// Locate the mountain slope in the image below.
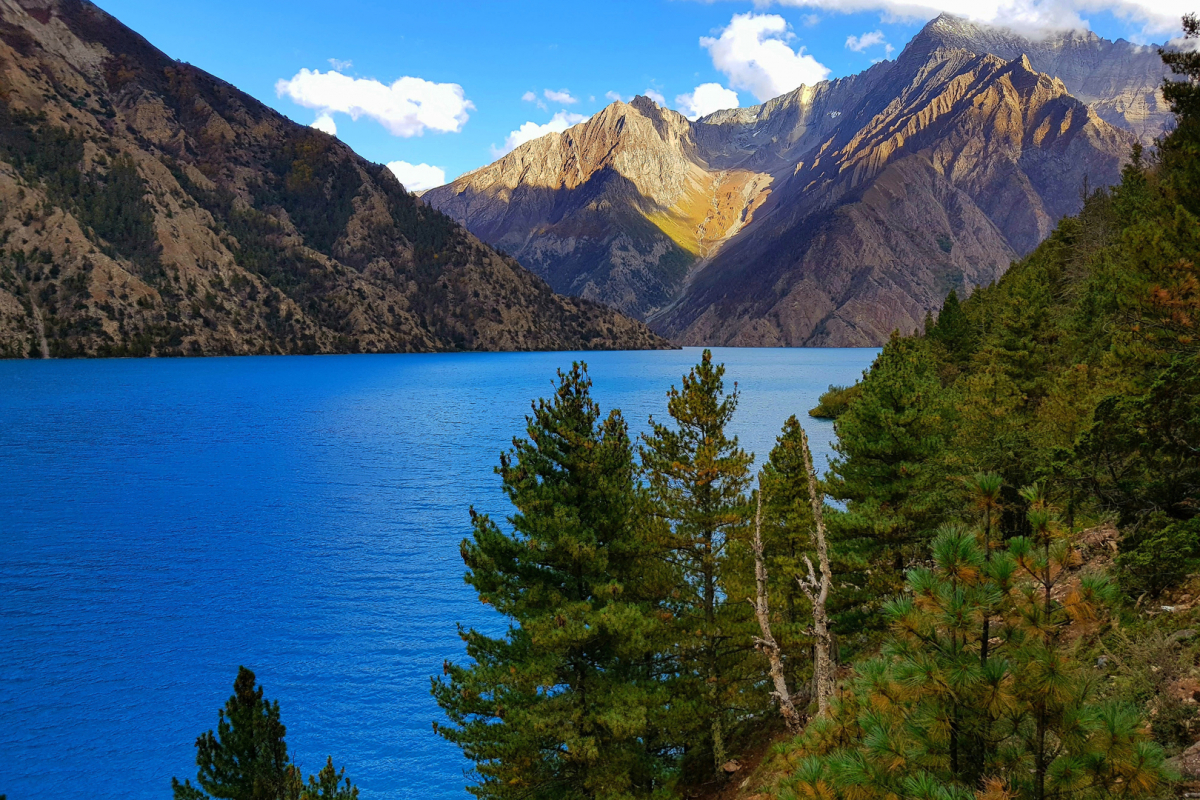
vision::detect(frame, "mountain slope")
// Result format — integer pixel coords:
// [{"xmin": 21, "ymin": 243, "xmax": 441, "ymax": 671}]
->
[
  {"xmin": 426, "ymin": 15, "xmax": 1166, "ymax": 347},
  {"xmin": 428, "ymin": 97, "xmax": 707, "ymax": 320},
  {"xmin": 911, "ymin": 14, "xmax": 1171, "ymax": 141},
  {"xmin": 0, "ymin": 0, "xmax": 666, "ymax": 358},
  {"xmin": 658, "ymin": 48, "xmax": 1133, "ymax": 346}
]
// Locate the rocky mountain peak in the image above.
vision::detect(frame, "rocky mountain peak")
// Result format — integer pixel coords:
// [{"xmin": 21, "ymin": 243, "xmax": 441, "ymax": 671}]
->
[
  {"xmin": 900, "ymin": 12, "xmax": 1169, "ymax": 140},
  {"xmin": 425, "ymin": 14, "xmax": 1170, "ymax": 348},
  {"xmin": 629, "ymin": 94, "xmax": 661, "ymax": 115}
]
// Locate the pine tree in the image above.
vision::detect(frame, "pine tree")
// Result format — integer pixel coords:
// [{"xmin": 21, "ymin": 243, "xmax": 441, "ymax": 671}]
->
[
  {"xmin": 172, "ymin": 667, "xmax": 357, "ymax": 800},
  {"xmin": 825, "ymin": 335, "xmax": 950, "ymax": 624},
  {"xmin": 432, "ymin": 363, "xmax": 673, "ymax": 800},
  {"xmin": 1160, "ymin": 14, "xmax": 1200, "ymax": 216},
  {"xmin": 928, "ymin": 289, "xmax": 977, "ymax": 368},
  {"xmin": 743, "ymin": 415, "xmax": 839, "ymax": 727},
  {"xmin": 725, "ymin": 415, "xmax": 820, "ymax": 709},
  {"xmin": 640, "ymin": 350, "xmax": 753, "ymax": 774},
  {"xmin": 172, "ymin": 666, "xmax": 300, "ymax": 800},
  {"xmin": 779, "ymin": 506, "xmax": 1169, "ymax": 800},
  {"xmin": 302, "ymin": 759, "xmax": 358, "ymax": 800}
]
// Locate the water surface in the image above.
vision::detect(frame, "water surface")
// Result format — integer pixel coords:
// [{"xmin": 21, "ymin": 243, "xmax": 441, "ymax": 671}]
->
[{"xmin": 0, "ymin": 347, "xmax": 877, "ymax": 800}]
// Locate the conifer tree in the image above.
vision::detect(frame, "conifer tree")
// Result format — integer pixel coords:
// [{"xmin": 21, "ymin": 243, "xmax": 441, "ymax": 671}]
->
[
  {"xmin": 172, "ymin": 667, "xmax": 357, "ymax": 800},
  {"xmin": 928, "ymin": 289, "xmax": 977, "ymax": 368},
  {"xmin": 433, "ymin": 364, "xmax": 672, "ymax": 800},
  {"xmin": 640, "ymin": 350, "xmax": 753, "ymax": 774},
  {"xmin": 733, "ymin": 416, "xmax": 818, "ymax": 701},
  {"xmin": 780, "ymin": 507, "xmax": 1168, "ymax": 800},
  {"xmin": 1160, "ymin": 14, "xmax": 1200, "ymax": 215},
  {"xmin": 301, "ymin": 759, "xmax": 358, "ymax": 800},
  {"xmin": 826, "ymin": 335, "xmax": 950, "ymax": 619},
  {"xmin": 173, "ymin": 666, "xmax": 301, "ymax": 800}
]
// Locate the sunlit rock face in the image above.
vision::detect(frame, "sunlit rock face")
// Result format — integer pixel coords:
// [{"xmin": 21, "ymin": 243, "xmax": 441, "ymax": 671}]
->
[{"xmin": 426, "ymin": 14, "xmax": 1169, "ymax": 347}]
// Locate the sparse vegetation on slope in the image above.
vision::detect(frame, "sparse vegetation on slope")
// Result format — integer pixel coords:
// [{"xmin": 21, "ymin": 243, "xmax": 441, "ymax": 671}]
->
[{"xmin": 0, "ymin": 0, "xmax": 667, "ymax": 358}]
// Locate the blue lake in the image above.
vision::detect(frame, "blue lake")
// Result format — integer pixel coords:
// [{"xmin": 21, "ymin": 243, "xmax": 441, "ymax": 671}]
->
[{"xmin": 0, "ymin": 347, "xmax": 878, "ymax": 800}]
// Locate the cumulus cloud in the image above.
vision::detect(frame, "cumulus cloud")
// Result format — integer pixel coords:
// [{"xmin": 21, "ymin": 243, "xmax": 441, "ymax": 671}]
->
[
  {"xmin": 311, "ymin": 113, "xmax": 337, "ymax": 135},
  {"xmin": 275, "ymin": 70, "xmax": 473, "ymax": 137},
  {"xmin": 751, "ymin": 0, "xmax": 1189, "ymax": 37},
  {"xmin": 676, "ymin": 83, "xmax": 741, "ymax": 120},
  {"xmin": 544, "ymin": 88, "xmax": 578, "ymax": 104},
  {"xmin": 701, "ymin": 13, "xmax": 831, "ymax": 103},
  {"xmin": 327, "ymin": 58, "xmax": 352, "ymax": 72},
  {"xmin": 491, "ymin": 111, "xmax": 588, "ymax": 158},
  {"xmin": 386, "ymin": 161, "xmax": 447, "ymax": 192},
  {"xmin": 846, "ymin": 30, "xmax": 887, "ymax": 51},
  {"xmin": 644, "ymin": 88, "xmax": 667, "ymax": 105}
]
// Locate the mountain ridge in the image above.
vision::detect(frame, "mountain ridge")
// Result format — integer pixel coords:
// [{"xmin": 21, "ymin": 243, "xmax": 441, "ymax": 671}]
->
[
  {"xmin": 0, "ymin": 0, "xmax": 668, "ymax": 357},
  {"xmin": 425, "ymin": 14, "xmax": 1168, "ymax": 347}
]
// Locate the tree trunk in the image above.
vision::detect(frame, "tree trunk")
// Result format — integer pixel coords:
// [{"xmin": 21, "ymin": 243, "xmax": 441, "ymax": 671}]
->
[
  {"xmin": 749, "ymin": 490, "xmax": 804, "ymax": 733},
  {"xmin": 704, "ymin": 527, "xmax": 725, "ymax": 772},
  {"xmin": 796, "ymin": 424, "xmax": 836, "ymax": 715}
]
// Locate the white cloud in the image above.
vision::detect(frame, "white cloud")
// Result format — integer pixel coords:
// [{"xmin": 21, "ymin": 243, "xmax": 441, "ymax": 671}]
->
[
  {"xmin": 522, "ymin": 90, "xmax": 549, "ymax": 110},
  {"xmin": 386, "ymin": 161, "xmax": 447, "ymax": 192},
  {"xmin": 605, "ymin": 90, "xmax": 629, "ymax": 103},
  {"xmin": 802, "ymin": 13, "xmax": 822, "ymax": 26},
  {"xmin": 491, "ymin": 110, "xmax": 588, "ymax": 158},
  {"xmin": 311, "ymin": 113, "xmax": 337, "ymax": 135},
  {"xmin": 846, "ymin": 30, "xmax": 888, "ymax": 51},
  {"xmin": 676, "ymin": 83, "xmax": 741, "ymax": 120},
  {"xmin": 701, "ymin": 13, "xmax": 831, "ymax": 103},
  {"xmin": 544, "ymin": 88, "xmax": 578, "ymax": 104},
  {"xmin": 275, "ymin": 70, "xmax": 473, "ymax": 137},
  {"xmin": 750, "ymin": 0, "xmax": 1190, "ymax": 37},
  {"xmin": 644, "ymin": 89, "xmax": 666, "ymax": 105},
  {"xmin": 328, "ymin": 58, "xmax": 352, "ymax": 72},
  {"xmin": 1168, "ymin": 33, "xmax": 1200, "ymax": 52}
]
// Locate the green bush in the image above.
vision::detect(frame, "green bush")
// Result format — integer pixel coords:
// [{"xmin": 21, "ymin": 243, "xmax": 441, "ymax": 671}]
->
[{"xmin": 808, "ymin": 383, "xmax": 860, "ymax": 419}]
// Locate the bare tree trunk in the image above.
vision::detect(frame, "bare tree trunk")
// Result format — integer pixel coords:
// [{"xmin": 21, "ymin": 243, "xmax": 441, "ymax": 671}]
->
[
  {"xmin": 796, "ymin": 424, "xmax": 836, "ymax": 716},
  {"xmin": 749, "ymin": 489, "xmax": 804, "ymax": 733}
]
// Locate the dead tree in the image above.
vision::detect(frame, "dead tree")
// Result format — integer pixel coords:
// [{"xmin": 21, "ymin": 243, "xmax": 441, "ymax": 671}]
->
[
  {"xmin": 748, "ymin": 487, "xmax": 804, "ymax": 733},
  {"xmin": 795, "ymin": 423, "xmax": 835, "ymax": 716}
]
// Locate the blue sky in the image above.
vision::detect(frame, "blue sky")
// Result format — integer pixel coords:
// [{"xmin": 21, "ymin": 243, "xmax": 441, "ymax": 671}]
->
[{"xmin": 98, "ymin": 0, "xmax": 1187, "ymax": 190}]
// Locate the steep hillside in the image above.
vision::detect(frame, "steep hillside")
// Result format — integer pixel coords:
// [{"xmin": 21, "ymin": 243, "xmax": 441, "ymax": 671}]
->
[
  {"xmin": 659, "ymin": 49, "xmax": 1132, "ymax": 346},
  {"xmin": 426, "ymin": 15, "xmax": 1167, "ymax": 347},
  {"xmin": 912, "ymin": 14, "xmax": 1171, "ymax": 141},
  {"xmin": 426, "ymin": 97, "xmax": 704, "ymax": 321},
  {"xmin": 0, "ymin": 0, "xmax": 667, "ymax": 358}
]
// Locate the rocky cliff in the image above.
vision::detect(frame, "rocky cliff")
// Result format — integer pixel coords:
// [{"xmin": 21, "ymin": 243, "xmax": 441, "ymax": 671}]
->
[
  {"xmin": 0, "ymin": 0, "xmax": 667, "ymax": 358},
  {"xmin": 910, "ymin": 15, "xmax": 1171, "ymax": 142},
  {"xmin": 426, "ymin": 15, "xmax": 1167, "ymax": 347}
]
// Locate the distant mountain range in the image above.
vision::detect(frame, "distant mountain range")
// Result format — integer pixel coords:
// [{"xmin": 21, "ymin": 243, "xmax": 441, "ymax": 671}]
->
[
  {"xmin": 426, "ymin": 15, "xmax": 1171, "ymax": 347},
  {"xmin": 0, "ymin": 0, "xmax": 666, "ymax": 358}
]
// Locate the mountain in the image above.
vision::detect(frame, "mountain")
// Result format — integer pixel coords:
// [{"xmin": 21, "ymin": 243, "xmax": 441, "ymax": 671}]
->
[
  {"xmin": 425, "ymin": 15, "xmax": 1170, "ymax": 347},
  {"xmin": 912, "ymin": 14, "xmax": 1171, "ymax": 142},
  {"xmin": 0, "ymin": 0, "xmax": 666, "ymax": 358}
]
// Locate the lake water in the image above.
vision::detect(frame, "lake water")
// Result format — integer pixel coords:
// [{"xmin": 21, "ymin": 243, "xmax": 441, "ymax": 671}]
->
[{"xmin": 0, "ymin": 347, "xmax": 877, "ymax": 800}]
